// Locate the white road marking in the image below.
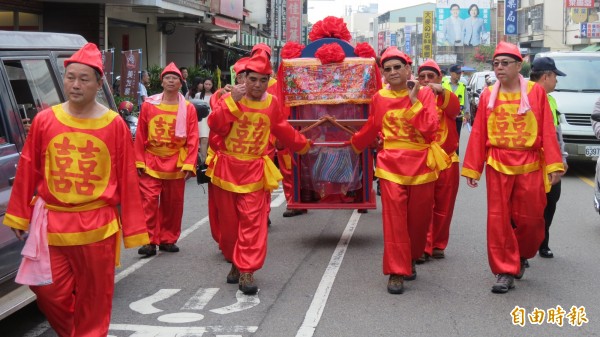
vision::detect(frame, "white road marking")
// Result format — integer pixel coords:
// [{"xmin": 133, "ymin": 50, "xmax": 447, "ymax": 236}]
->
[
  {"xmin": 210, "ymin": 290, "xmax": 261, "ymax": 315},
  {"xmin": 295, "ymin": 210, "xmax": 361, "ymax": 337},
  {"xmin": 157, "ymin": 312, "xmax": 204, "ymax": 323},
  {"xmin": 108, "ymin": 324, "xmax": 258, "ymax": 336},
  {"xmin": 270, "ymin": 192, "xmax": 286, "ymax": 208},
  {"xmin": 114, "ymin": 216, "xmax": 210, "ymax": 283},
  {"xmin": 181, "ymin": 288, "xmax": 219, "ymax": 310},
  {"xmin": 129, "ymin": 289, "xmax": 181, "ymax": 315}
]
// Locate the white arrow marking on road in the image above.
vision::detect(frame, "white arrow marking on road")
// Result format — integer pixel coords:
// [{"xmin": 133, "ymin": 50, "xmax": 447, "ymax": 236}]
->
[
  {"xmin": 210, "ymin": 290, "xmax": 261, "ymax": 315},
  {"xmin": 109, "ymin": 324, "xmax": 258, "ymax": 336},
  {"xmin": 295, "ymin": 210, "xmax": 361, "ymax": 337},
  {"xmin": 181, "ymin": 287, "xmax": 219, "ymax": 310},
  {"xmin": 129, "ymin": 289, "xmax": 181, "ymax": 315}
]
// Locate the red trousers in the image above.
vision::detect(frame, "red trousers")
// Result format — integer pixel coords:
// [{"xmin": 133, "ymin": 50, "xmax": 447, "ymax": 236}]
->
[
  {"xmin": 425, "ymin": 162, "xmax": 460, "ymax": 254},
  {"xmin": 380, "ymin": 179, "xmax": 434, "ymax": 276},
  {"xmin": 485, "ymin": 167, "xmax": 546, "ymax": 275},
  {"xmin": 214, "ymin": 186, "xmax": 269, "ymax": 273},
  {"xmin": 277, "ymin": 149, "xmax": 294, "ymax": 203},
  {"xmin": 139, "ymin": 174, "xmax": 185, "ymax": 245},
  {"xmin": 30, "ymin": 236, "xmax": 116, "ymax": 337},
  {"xmin": 208, "ymin": 182, "xmax": 221, "ymax": 246}
]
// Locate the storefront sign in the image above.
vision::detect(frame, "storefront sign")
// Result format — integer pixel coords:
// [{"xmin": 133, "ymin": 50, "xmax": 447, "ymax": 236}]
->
[
  {"xmin": 212, "ymin": 15, "xmax": 240, "ymax": 30},
  {"xmin": 505, "ymin": 0, "xmax": 519, "ymax": 35},
  {"xmin": 211, "ymin": 0, "xmax": 243, "ymax": 20},
  {"xmin": 286, "ymin": 0, "xmax": 303, "ymax": 42},
  {"xmin": 565, "ymin": 0, "xmax": 594, "ymax": 8},
  {"xmin": 422, "ymin": 11, "xmax": 433, "ymax": 59}
]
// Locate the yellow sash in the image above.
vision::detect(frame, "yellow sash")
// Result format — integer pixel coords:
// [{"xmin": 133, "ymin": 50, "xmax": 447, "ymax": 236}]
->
[{"xmin": 384, "ymin": 139, "xmax": 451, "ymax": 171}]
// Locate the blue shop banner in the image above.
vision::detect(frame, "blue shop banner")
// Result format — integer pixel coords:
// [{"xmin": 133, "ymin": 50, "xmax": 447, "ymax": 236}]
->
[{"xmin": 504, "ymin": 0, "xmax": 518, "ymax": 35}]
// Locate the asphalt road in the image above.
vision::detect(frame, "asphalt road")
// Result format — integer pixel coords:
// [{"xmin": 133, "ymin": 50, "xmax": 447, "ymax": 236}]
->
[{"xmin": 2, "ymin": 132, "xmax": 600, "ymax": 337}]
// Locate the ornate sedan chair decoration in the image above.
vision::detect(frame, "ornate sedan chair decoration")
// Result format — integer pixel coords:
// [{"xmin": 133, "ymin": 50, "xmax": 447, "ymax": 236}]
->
[{"xmin": 277, "ymin": 16, "xmax": 382, "ymax": 210}]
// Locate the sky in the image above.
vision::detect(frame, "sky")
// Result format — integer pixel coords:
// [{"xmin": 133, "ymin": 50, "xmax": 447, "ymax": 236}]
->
[{"xmin": 307, "ymin": 0, "xmax": 436, "ymax": 23}]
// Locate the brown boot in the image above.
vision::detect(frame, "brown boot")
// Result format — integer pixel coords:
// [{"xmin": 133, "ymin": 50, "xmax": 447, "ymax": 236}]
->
[
  {"xmin": 239, "ymin": 272, "xmax": 258, "ymax": 295},
  {"xmin": 387, "ymin": 274, "xmax": 404, "ymax": 294},
  {"xmin": 226, "ymin": 264, "xmax": 240, "ymax": 284}
]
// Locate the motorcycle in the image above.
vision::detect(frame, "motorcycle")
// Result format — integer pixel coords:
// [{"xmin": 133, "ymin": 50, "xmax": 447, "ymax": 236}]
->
[{"xmin": 118, "ymin": 100, "xmax": 138, "ymax": 140}]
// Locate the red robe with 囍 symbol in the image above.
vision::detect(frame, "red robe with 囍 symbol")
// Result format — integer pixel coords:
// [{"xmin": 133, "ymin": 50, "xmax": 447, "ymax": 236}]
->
[
  {"xmin": 351, "ymin": 86, "xmax": 448, "ymax": 277},
  {"xmin": 134, "ymin": 101, "xmax": 199, "ymax": 245},
  {"xmin": 207, "ymin": 92, "xmax": 309, "ymax": 273},
  {"xmin": 461, "ymin": 81, "xmax": 564, "ymax": 276},
  {"xmin": 3, "ymin": 104, "xmax": 149, "ymax": 337}
]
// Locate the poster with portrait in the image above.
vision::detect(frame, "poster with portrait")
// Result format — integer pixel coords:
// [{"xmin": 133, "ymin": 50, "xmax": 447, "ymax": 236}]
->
[{"xmin": 436, "ymin": 0, "xmax": 491, "ymax": 47}]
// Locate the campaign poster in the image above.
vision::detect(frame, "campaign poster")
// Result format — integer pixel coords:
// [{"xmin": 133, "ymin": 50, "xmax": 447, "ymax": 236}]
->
[{"xmin": 435, "ymin": 0, "xmax": 491, "ymax": 46}]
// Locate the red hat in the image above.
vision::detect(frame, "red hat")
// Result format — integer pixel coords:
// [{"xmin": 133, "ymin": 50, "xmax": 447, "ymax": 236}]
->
[
  {"xmin": 493, "ymin": 41, "xmax": 523, "ymax": 62},
  {"xmin": 161, "ymin": 62, "xmax": 183, "ymax": 80},
  {"xmin": 245, "ymin": 52, "xmax": 272, "ymax": 75},
  {"xmin": 64, "ymin": 42, "xmax": 104, "ymax": 77},
  {"xmin": 233, "ymin": 57, "xmax": 250, "ymax": 74},
  {"xmin": 405, "ymin": 54, "xmax": 413, "ymax": 65},
  {"xmin": 251, "ymin": 43, "xmax": 272, "ymax": 57},
  {"xmin": 380, "ymin": 47, "xmax": 410, "ymax": 67},
  {"xmin": 418, "ymin": 59, "xmax": 441, "ymax": 76}
]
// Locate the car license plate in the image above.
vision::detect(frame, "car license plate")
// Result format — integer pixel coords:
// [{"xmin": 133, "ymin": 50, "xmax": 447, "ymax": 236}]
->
[{"xmin": 585, "ymin": 146, "xmax": 600, "ymax": 157}]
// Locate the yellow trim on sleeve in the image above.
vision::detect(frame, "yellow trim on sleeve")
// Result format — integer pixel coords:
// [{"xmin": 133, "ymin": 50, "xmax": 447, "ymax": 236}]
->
[
  {"xmin": 297, "ymin": 142, "xmax": 310, "ymax": 155},
  {"xmin": 123, "ymin": 232, "xmax": 150, "ymax": 249},
  {"xmin": 181, "ymin": 163, "xmax": 196, "ymax": 174},
  {"xmin": 225, "ymin": 96, "xmax": 243, "ymax": 118},
  {"xmin": 546, "ymin": 162, "xmax": 565, "ymax": 174},
  {"xmin": 3, "ymin": 213, "xmax": 30, "ymax": 231},
  {"xmin": 47, "ymin": 218, "xmax": 120, "ymax": 246},
  {"xmin": 136, "ymin": 161, "xmax": 146, "ymax": 169},
  {"xmin": 404, "ymin": 100, "xmax": 424, "ymax": 121},
  {"xmin": 461, "ymin": 167, "xmax": 481, "ymax": 180},
  {"xmin": 450, "ymin": 152, "xmax": 460, "ymax": 163}
]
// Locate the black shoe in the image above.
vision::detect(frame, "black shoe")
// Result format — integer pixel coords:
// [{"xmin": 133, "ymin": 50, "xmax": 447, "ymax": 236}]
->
[
  {"xmin": 432, "ymin": 248, "xmax": 445, "ymax": 259},
  {"xmin": 268, "ymin": 217, "xmax": 271, "ymax": 227},
  {"xmin": 539, "ymin": 247, "xmax": 554, "ymax": 258},
  {"xmin": 138, "ymin": 244, "xmax": 157, "ymax": 256},
  {"xmin": 357, "ymin": 209, "xmax": 368, "ymax": 213},
  {"xmin": 226, "ymin": 264, "xmax": 240, "ymax": 284},
  {"xmin": 515, "ymin": 258, "xmax": 527, "ymax": 280},
  {"xmin": 415, "ymin": 253, "xmax": 430, "ymax": 264},
  {"xmin": 405, "ymin": 261, "xmax": 417, "ymax": 281},
  {"xmin": 492, "ymin": 274, "xmax": 515, "ymax": 294},
  {"xmin": 387, "ymin": 275, "xmax": 404, "ymax": 294},
  {"xmin": 282, "ymin": 209, "xmax": 307, "ymax": 217},
  {"xmin": 158, "ymin": 243, "xmax": 180, "ymax": 252}
]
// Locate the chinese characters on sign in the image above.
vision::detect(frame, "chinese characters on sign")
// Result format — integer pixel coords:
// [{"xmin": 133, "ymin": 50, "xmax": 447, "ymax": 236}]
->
[
  {"xmin": 565, "ymin": 0, "xmax": 595, "ymax": 8},
  {"xmin": 422, "ymin": 11, "xmax": 434, "ymax": 59},
  {"xmin": 580, "ymin": 22, "xmax": 600, "ymax": 38},
  {"xmin": 286, "ymin": 0, "xmax": 302, "ymax": 42},
  {"xmin": 404, "ymin": 25, "xmax": 412, "ymax": 55},
  {"xmin": 505, "ymin": 0, "xmax": 519, "ymax": 35},
  {"xmin": 511, "ymin": 305, "xmax": 589, "ymax": 327},
  {"xmin": 378, "ymin": 32, "xmax": 385, "ymax": 55},
  {"xmin": 120, "ymin": 50, "xmax": 142, "ymax": 102}
]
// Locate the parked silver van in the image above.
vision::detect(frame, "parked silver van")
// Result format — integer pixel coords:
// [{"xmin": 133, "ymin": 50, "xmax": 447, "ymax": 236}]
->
[
  {"xmin": 0, "ymin": 30, "xmax": 116, "ymax": 320},
  {"xmin": 535, "ymin": 51, "xmax": 600, "ymax": 161}
]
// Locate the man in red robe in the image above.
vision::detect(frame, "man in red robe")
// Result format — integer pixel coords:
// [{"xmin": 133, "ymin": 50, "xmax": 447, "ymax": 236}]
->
[
  {"xmin": 461, "ymin": 42, "xmax": 564, "ymax": 294},
  {"xmin": 207, "ymin": 52, "xmax": 310, "ymax": 294},
  {"xmin": 135, "ymin": 63, "xmax": 199, "ymax": 256},
  {"xmin": 416, "ymin": 60, "xmax": 461, "ymax": 262},
  {"xmin": 3, "ymin": 43, "xmax": 149, "ymax": 337},
  {"xmin": 350, "ymin": 47, "xmax": 449, "ymax": 294}
]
